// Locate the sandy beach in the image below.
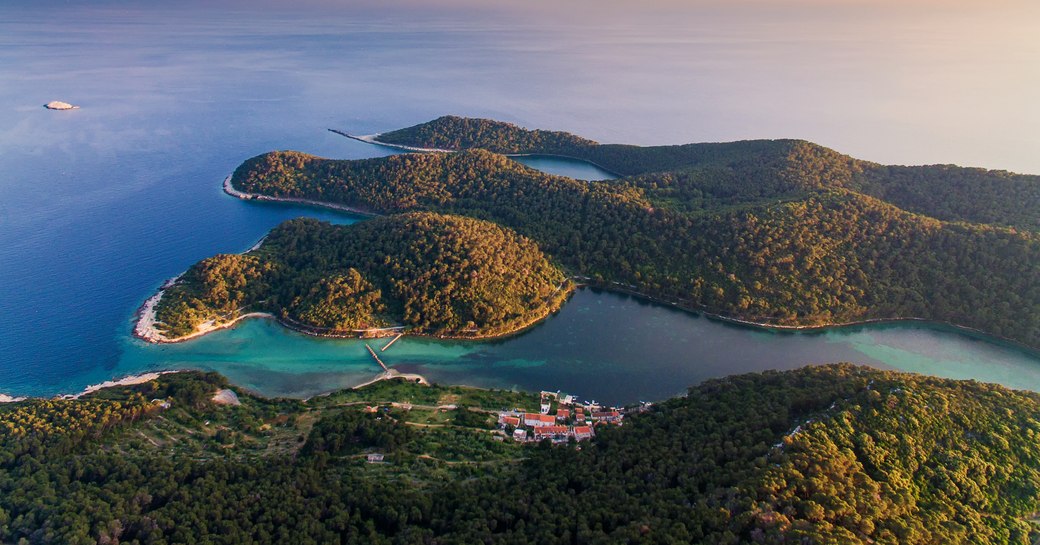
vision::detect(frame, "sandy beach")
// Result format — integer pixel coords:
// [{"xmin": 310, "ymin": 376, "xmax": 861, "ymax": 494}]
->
[
  {"xmin": 0, "ymin": 394, "xmax": 27, "ymax": 403},
  {"xmin": 132, "ymin": 261, "xmax": 276, "ymax": 344},
  {"xmin": 350, "ymin": 369, "xmax": 429, "ymax": 391}
]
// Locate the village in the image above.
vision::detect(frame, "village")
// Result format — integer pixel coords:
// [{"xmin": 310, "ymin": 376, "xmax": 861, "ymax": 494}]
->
[{"xmin": 496, "ymin": 390, "xmax": 628, "ymax": 444}]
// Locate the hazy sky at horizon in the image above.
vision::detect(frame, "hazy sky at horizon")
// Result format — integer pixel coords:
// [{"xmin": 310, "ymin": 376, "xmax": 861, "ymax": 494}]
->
[{"xmin": 3, "ymin": 0, "xmax": 1039, "ymax": 172}]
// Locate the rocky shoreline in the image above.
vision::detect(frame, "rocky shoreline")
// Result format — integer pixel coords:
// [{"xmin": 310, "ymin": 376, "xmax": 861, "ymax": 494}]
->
[{"xmin": 222, "ymin": 174, "xmax": 378, "ymax": 217}]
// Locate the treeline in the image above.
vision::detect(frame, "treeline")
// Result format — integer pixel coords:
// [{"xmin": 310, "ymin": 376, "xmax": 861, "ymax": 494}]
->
[
  {"xmin": 2, "ymin": 365, "xmax": 1039, "ymax": 543},
  {"xmin": 231, "ymin": 147, "xmax": 1040, "ymax": 347},
  {"xmin": 155, "ymin": 212, "xmax": 570, "ymax": 339},
  {"xmin": 375, "ymin": 115, "xmax": 1040, "ymax": 231}
]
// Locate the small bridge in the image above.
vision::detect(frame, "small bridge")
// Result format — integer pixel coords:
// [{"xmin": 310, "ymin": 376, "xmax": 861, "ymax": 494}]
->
[{"xmin": 365, "ymin": 343, "xmax": 389, "ymax": 372}]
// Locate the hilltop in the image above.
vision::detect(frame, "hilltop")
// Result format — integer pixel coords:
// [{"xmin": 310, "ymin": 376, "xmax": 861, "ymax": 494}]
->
[{"xmin": 149, "ymin": 212, "xmax": 570, "ymax": 340}]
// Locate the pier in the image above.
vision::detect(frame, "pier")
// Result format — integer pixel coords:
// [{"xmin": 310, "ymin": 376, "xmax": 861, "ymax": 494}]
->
[
  {"xmin": 365, "ymin": 343, "xmax": 389, "ymax": 371},
  {"xmin": 381, "ymin": 333, "xmax": 403, "ymax": 352}
]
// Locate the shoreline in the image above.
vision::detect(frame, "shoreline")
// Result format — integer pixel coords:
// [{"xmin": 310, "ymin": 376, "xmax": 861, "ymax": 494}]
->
[
  {"xmin": 133, "ymin": 273, "xmax": 185, "ymax": 343},
  {"xmin": 349, "ymin": 369, "xmax": 429, "ymax": 391},
  {"xmin": 132, "ymin": 269, "xmax": 277, "ymax": 345},
  {"xmin": 63, "ymin": 370, "xmax": 184, "ymax": 400},
  {"xmin": 3, "ymin": 366, "xmax": 433, "ymax": 404},
  {"xmin": 582, "ymin": 281, "xmax": 1040, "ymax": 357},
  {"xmin": 222, "ymin": 174, "xmax": 380, "ymax": 218}
]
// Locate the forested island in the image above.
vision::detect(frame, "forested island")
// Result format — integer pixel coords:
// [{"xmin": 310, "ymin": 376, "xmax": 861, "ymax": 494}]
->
[
  {"xmin": 223, "ymin": 118, "xmax": 1040, "ymax": 348},
  {"xmin": 142, "ymin": 212, "xmax": 570, "ymax": 341},
  {"xmin": 2, "ymin": 364, "xmax": 1040, "ymax": 544}
]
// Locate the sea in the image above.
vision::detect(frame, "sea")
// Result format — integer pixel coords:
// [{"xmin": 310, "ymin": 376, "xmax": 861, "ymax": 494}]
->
[{"xmin": 2, "ymin": 2, "xmax": 1040, "ymax": 404}]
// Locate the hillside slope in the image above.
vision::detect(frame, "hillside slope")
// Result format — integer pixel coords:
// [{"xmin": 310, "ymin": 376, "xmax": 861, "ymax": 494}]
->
[{"xmin": 2, "ymin": 365, "xmax": 1039, "ymax": 544}]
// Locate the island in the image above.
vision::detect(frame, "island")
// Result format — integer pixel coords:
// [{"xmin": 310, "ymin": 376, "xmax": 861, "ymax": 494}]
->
[
  {"xmin": 43, "ymin": 100, "xmax": 79, "ymax": 110},
  {"xmin": 1, "ymin": 364, "xmax": 1038, "ymax": 544},
  {"xmin": 217, "ymin": 117, "xmax": 1040, "ymax": 349},
  {"xmin": 137, "ymin": 212, "xmax": 571, "ymax": 342}
]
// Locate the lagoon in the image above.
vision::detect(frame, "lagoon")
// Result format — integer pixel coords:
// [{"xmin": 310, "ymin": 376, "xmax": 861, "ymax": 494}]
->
[{"xmin": 108, "ymin": 287, "xmax": 1040, "ymax": 405}]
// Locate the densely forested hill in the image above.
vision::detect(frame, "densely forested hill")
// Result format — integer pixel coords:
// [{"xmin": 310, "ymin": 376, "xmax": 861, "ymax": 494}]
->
[
  {"xmin": 230, "ymin": 148, "xmax": 1040, "ymax": 347},
  {"xmin": 374, "ymin": 116, "xmax": 1040, "ymax": 230},
  {"xmin": 2, "ymin": 365, "xmax": 1039, "ymax": 544},
  {"xmin": 154, "ymin": 212, "xmax": 569, "ymax": 339},
  {"xmin": 377, "ymin": 115, "xmax": 598, "ymax": 155}
]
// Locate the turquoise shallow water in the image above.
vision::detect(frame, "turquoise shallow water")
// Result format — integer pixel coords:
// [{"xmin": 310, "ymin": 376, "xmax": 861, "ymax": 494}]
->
[
  {"xmin": 3, "ymin": 5, "xmax": 1040, "ymax": 403},
  {"xmin": 108, "ymin": 287, "xmax": 1040, "ymax": 405}
]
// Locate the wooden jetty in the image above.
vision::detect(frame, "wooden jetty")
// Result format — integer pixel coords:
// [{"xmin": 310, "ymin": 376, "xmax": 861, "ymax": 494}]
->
[
  {"xmin": 365, "ymin": 343, "xmax": 389, "ymax": 372},
  {"xmin": 381, "ymin": 333, "xmax": 403, "ymax": 352}
]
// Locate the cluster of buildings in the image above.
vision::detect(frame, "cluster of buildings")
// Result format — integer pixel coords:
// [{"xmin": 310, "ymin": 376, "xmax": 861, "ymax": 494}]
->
[{"xmin": 498, "ymin": 391, "xmax": 625, "ymax": 444}]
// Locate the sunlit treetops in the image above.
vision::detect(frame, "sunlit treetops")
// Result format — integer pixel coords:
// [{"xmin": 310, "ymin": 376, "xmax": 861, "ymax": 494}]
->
[{"xmin": 154, "ymin": 212, "xmax": 570, "ymax": 339}]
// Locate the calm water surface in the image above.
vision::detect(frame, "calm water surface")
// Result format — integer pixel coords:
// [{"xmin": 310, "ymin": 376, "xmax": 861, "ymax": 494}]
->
[
  {"xmin": 510, "ymin": 155, "xmax": 616, "ymax": 181},
  {"xmin": 112, "ymin": 288, "xmax": 1040, "ymax": 405},
  {"xmin": 3, "ymin": 5, "xmax": 1040, "ymax": 402}
]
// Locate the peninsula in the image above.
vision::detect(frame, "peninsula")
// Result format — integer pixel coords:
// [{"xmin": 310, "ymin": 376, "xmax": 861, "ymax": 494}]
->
[
  {"xmin": 139, "ymin": 212, "xmax": 571, "ymax": 342},
  {"xmin": 221, "ymin": 117, "xmax": 1040, "ymax": 349}
]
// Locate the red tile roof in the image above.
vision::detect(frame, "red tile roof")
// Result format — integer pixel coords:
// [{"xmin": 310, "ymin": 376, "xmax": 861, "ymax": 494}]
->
[{"xmin": 533, "ymin": 425, "xmax": 570, "ymax": 435}]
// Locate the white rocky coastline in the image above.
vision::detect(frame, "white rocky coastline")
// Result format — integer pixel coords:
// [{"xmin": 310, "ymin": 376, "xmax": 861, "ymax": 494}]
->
[
  {"xmin": 133, "ymin": 275, "xmax": 275, "ymax": 344},
  {"xmin": 223, "ymin": 174, "xmax": 377, "ymax": 217},
  {"xmin": 133, "ymin": 274, "xmax": 184, "ymax": 343},
  {"xmin": 63, "ymin": 371, "xmax": 182, "ymax": 400}
]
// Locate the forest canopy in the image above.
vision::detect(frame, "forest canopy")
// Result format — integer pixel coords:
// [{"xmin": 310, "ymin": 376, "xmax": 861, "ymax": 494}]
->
[
  {"xmin": 228, "ymin": 127, "xmax": 1040, "ymax": 348},
  {"xmin": 154, "ymin": 212, "xmax": 570, "ymax": 339},
  {"xmin": 2, "ymin": 365, "xmax": 1040, "ymax": 544}
]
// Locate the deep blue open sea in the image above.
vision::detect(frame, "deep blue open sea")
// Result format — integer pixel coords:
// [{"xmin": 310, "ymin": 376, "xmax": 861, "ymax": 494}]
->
[{"xmin": 3, "ymin": 4, "xmax": 1040, "ymax": 404}]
